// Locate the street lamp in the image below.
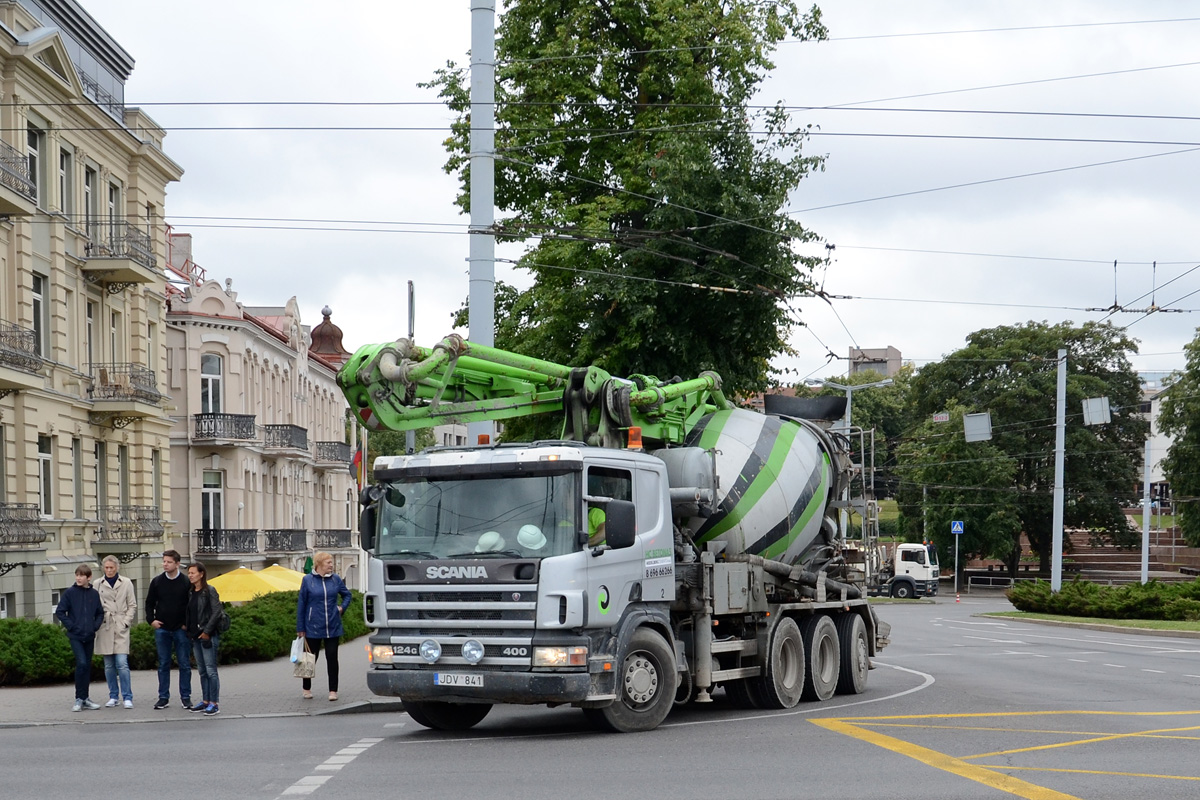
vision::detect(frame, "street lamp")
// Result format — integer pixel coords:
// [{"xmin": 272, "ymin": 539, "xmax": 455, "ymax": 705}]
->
[{"xmin": 807, "ymin": 378, "xmax": 894, "ymax": 431}]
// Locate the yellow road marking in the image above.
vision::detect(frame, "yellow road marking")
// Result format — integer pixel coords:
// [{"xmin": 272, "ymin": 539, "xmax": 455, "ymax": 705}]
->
[
  {"xmin": 966, "ymin": 724, "xmax": 1200, "ymax": 759},
  {"xmin": 811, "ymin": 718, "xmax": 1083, "ymax": 800},
  {"xmin": 977, "ymin": 765, "xmax": 1200, "ymax": 782}
]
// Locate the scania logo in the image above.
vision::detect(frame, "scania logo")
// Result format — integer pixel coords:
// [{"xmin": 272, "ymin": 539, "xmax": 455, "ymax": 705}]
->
[{"xmin": 426, "ymin": 565, "xmax": 489, "ymax": 580}]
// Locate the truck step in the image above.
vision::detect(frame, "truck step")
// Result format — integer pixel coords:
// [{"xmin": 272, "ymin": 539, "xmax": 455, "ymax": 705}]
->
[
  {"xmin": 712, "ymin": 666, "xmax": 761, "ymax": 681},
  {"xmin": 711, "ymin": 638, "xmax": 758, "ymax": 656}
]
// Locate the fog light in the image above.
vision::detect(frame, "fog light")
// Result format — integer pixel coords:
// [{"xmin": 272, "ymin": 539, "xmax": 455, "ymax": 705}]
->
[
  {"xmin": 420, "ymin": 639, "xmax": 442, "ymax": 663},
  {"xmin": 371, "ymin": 645, "xmax": 394, "ymax": 665},
  {"xmin": 532, "ymin": 645, "xmax": 587, "ymax": 667},
  {"xmin": 461, "ymin": 639, "xmax": 485, "ymax": 664}
]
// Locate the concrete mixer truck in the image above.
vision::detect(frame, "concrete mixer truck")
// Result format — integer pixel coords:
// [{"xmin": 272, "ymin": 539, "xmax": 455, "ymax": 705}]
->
[{"xmin": 339, "ymin": 335, "xmax": 891, "ymax": 733}]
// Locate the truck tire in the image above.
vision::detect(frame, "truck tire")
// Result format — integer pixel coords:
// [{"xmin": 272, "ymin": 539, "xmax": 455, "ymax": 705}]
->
[
  {"xmin": 403, "ymin": 701, "xmax": 492, "ymax": 731},
  {"xmin": 800, "ymin": 615, "xmax": 840, "ymax": 702},
  {"xmin": 891, "ymin": 581, "xmax": 914, "ymax": 599},
  {"xmin": 754, "ymin": 616, "xmax": 805, "ymax": 709},
  {"xmin": 834, "ymin": 613, "xmax": 869, "ymax": 695},
  {"xmin": 724, "ymin": 679, "xmax": 762, "ymax": 709},
  {"xmin": 589, "ymin": 628, "xmax": 677, "ymax": 732}
]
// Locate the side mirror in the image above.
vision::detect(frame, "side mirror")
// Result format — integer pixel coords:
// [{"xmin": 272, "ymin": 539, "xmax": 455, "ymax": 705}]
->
[
  {"xmin": 359, "ymin": 504, "xmax": 377, "ymax": 552},
  {"xmin": 604, "ymin": 500, "xmax": 637, "ymax": 550}
]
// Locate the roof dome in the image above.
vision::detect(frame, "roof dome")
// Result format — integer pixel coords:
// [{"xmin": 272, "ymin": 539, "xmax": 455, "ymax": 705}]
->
[{"xmin": 309, "ymin": 306, "xmax": 351, "ymax": 366}]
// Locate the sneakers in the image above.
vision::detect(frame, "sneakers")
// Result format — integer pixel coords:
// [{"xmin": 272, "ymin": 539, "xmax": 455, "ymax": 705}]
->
[
  {"xmin": 181, "ymin": 698, "xmax": 192, "ymax": 710},
  {"xmin": 203, "ymin": 703, "xmax": 220, "ymax": 716},
  {"xmin": 81, "ymin": 699, "xmax": 101, "ymax": 710},
  {"xmin": 104, "ymin": 698, "xmax": 119, "ymax": 708},
  {"xmin": 153, "ymin": 698, "xmax": 170, "ymax": 710},
  {"xmin": 123, "ymin": 699, "xmax": 134, "ymax": 709},
  {"xmin": 188, "ymin": 701, "xmax": 208, "ymax": 713},
  {"xmin": 72, "ymin": 699, "xmax": 83, "ymax": 712}
]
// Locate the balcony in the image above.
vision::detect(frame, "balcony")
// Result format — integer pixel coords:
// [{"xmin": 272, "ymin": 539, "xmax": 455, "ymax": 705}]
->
[
  {"xmin": 0, "ymin": 503, "xmax": 48, "ymax": 547},
  {"xmin": 264, "ymin": 529, "xmax": 307, "ymax": 553},
  {"xmin": 263, "ymin": 424, "xmax": 308, "ymax": 454},
  {"xmin": 313, "ymin": 440, "xmax": 352, "ymax": 468},
  {"xmin": 314, "ymin": 529, "xmax": 354, "ymax": 550},
  {"xmin": 79, "ymin": 217, "xmax": 159, "ymax": 290},
  {"xmin": 193, "ymin": 413, "xmax": 257, "ymax": 443},
  {"xmin": 195, "ymin": 528, "xmax": 260, "ymax": 555},
  {"xmin": 94, "ymin": 505, "xmax": 164, "ymax": 543},
  {"xmin": 0, "ymin": 318, "xmax": 44, "ymax": 396},
  {"xmin": 90, "ymin": 362, "xmax": 163, "ymax": 428},
  {"xmin": 0, "ymin": 139, "xmax": 36, "ymax": 216}
]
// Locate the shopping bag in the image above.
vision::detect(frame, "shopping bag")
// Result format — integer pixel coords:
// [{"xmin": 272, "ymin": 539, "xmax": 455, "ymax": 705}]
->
[
  {"xmin": 293, "ymin": 641, "xmax": 316, "ymax": 679},
  {"xmin": 290, "ymin": 637, "xmax": 304, "ymax": 664}
]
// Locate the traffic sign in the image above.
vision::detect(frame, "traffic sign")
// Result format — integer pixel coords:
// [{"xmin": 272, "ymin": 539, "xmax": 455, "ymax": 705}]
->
[{"xmin": 951, "ymin": 520, "xmax": 964, "ymax": 535}]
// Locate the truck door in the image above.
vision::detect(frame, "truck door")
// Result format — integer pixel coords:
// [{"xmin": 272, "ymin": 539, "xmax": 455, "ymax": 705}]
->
[{"xmin": 585, "ymin": 465, "xmax": 642, "ymax": 627}]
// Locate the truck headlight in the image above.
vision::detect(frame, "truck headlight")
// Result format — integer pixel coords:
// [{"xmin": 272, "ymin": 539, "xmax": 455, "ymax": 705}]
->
[
  {"xmin": 371, "ymin": 645, "xmax": 394, "ymax": 665},
  {"xmin": 533, "ymin": 645, "xmax": 587, "ymax": 667},
  {"xmin": 461, "ymin": 639, "xmax": 485, "ymax": 664}
]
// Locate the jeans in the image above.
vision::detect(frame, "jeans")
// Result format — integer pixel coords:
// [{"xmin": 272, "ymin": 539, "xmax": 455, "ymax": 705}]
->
[
  {"xmin": 301, "ymin": 637, "xmax": 340, "ymax": 692},
  {"xmin": 154, "ymin": 627, "xmax": 192, "ymax": 701},
  {"xmin": 68, "ymin": 636, "xmax": 95, "ymax": 701},
  {"xmin": 192, "ymin": 635, "xmax": 220, "ymax": 705},
  {"xmin": 103, "ymin": 653, "xmax": 132, "ymax": 701}
]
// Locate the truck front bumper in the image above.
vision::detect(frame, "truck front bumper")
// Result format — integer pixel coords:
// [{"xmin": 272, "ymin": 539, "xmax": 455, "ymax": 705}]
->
[{"xmin": 368, "ymin": 668, "xmax": 592, "ymax": 705}]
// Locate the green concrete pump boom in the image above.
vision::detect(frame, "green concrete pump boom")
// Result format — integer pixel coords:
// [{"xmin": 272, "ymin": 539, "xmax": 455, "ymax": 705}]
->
[{"xmin": 337, "ymin": 334, "xmax": 731, "ymax": 448}]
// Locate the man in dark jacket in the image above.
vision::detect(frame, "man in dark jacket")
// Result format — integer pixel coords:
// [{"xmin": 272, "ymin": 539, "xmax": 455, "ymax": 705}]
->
[
  {"xmin": 145, "ymin": 550, "xmax": 192, "ymax": 710},
  {"xmin": 55, "ymin": 563, "xmax": 105, "ymax": 712}
]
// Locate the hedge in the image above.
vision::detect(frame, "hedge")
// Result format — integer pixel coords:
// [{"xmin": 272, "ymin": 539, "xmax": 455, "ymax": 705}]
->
[
  {"xmin": 1007, "ymin": 578, "xmax": 1200, "ymax": 621},
  {"xmin": 0, "ymin": 590, "xmax": 367, "ymax": 686}
]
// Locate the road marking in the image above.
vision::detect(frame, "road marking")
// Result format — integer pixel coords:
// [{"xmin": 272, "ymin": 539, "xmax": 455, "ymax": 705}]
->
[
  {"xmin": 977, "ymin": 765, "xmax": 1200, "ymax": 782},
  {"xmin": 1142, "ymin": 669, "xmax": 1165, "ymax": 674},
  {"xmin": 1187, "ymin": 675, "xmax": 1200, "ymax": 679},
  {"xmin": 276, "ymin": 738, "xmax": 381, "ymax": 798},
  {"xmin": 811, "ymin": 717, "xmax": 1083, "ymax": 799},
  {"xmin": 966, "ymin": 723, "xmax": 1200, "ymax": 759},
  {"xmin": 1103, "ymin": 663, "xmax": 1126, "ymax": 668},
  {"xmin": 1067, "ymin": 659, "xmax": 1088, "ymax": 663},
  {"xmin": 963, "ymin": 635, "xmax": 1027, "ymax": 644}
]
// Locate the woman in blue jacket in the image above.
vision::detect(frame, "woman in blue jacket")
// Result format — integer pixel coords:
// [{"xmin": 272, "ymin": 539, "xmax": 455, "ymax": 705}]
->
[{"xmin": 296, "ymin": 551, "xmax": 352, "ymax": 701}]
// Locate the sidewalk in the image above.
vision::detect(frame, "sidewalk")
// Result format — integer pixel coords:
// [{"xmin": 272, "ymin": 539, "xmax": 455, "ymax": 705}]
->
[{"xmin": 0, "ymin": 636, "xmax": 403, "ymax": 728}]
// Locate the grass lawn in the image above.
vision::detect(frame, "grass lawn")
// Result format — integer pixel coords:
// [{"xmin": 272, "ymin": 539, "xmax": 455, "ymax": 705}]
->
[
  {"xmin": 878, "ymin": 499, "xmax": 899, "ymax": 521},
  {"xmin": 986, "ymin": 610, "xmax": 1200, "ymax": 632},
  {"xmin": 1127, "ymin": 513, "xmax": 1176, "ymax": 529}
]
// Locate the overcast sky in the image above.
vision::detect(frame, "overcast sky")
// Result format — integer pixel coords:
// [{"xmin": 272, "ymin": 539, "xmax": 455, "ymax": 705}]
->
[{"xmin": 83, "ymin": 0, "xmax": 1200, "ymax": 384}]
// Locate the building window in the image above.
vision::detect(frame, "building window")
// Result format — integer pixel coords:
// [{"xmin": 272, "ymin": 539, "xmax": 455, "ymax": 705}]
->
[
  {"xmin": 37, "ymin": 435, "xmax": 53, "ymax": 516},
  {"xmin": 145, "ymin": 202, "xmax": 156, "ymax": 235},
  {"xmin": 118, "ymin": 444, "xmax": 130, "ymax": 506},
  {"xmin": 59, "ymin": 149, "xmax": 73, "ymax": 214},
  {"xmin": 201, "ymin": 354, "xmax": 223, "ymax": 414},
  {"xmin": 84, "ymin": 167, "xmax": 97, "ymax": 238},
  {"xmin": 110, "ymin": 310, "xmax": 121, "ymax": 361},
  {"xmin": 201, "ymin": 471, "xmax": 223, "ymax": 530},
  {"xmin": 72, "ymin": 438, "xmax": 83, "ymax": 516},
  {"xmin": 27, "ymin": 125, "xmax": 43, "ymax": 203},
  {"xmin": 85, "ymin": 301, "xmax": 95, "ymax": 366},
  {"xmin": 151, "ymin": 449, "xmax": 162, "ymax": 510},
  {"xmin": 0, "ymin": 426, "xmax": 6, "ymax": 502},
  {"xmin": 50, "ymin": 590, "xmax": 60, "ymax": 617},
  {"xmin": 147, "ymin": 322, "xmax": 157, "ymax": 370},
  {"xmin": 0, "ymin": 593, "xmax": 7, "ymax": 619},
  {"xmin": 95, "ymin": 442, "xmax": 107, "ymax": 510},
  {"xmin": 107, "ymin": 182, "xmax": 120, "ymax": 239},
  {"xmin": 32, "ymin": 273, "xmax": 47, "ymax": 357}
]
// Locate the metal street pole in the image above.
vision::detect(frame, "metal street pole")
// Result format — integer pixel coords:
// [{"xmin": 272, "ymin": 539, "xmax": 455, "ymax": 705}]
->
[
  {"xmin": 406, "ymin": 280, "xmax": 416, "ymax": 455},
  {"xmin": 1142, "ymin": 437, "xmax": 1151, "ymax": 583},
  {"xmin": 467, "ymin": 0, "xmax": 496, "ymax": 445},
  {"xmin": 1051, "ymin": 349, "xmax": 1066, "ymax": 592}
]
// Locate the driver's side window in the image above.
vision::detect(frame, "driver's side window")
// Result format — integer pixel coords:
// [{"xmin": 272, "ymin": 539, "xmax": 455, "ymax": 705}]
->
[{"xmin": 585, "ymin": 467, "xmax": 632, "ymax": 547}]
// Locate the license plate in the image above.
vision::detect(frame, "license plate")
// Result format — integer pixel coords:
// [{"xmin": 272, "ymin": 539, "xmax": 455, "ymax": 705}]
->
[{"xmin": 435, "ymin": 672, "xmax": 483, "ymax": 688}]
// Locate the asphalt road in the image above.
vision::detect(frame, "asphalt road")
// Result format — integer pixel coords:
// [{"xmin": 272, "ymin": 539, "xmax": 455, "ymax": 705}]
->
[{"xmin": 5, "ymin": 593, "xmax": 1199, "ymax": 800}]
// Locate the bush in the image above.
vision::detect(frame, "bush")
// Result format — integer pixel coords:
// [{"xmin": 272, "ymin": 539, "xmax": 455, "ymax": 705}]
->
[
  {"xmin": 1008, "ymin": 578, "xmax": 1200, "ymax": 621},
  {"xmin": 0, "ymin": 590, "xmax": 368, "ymax": 686}
]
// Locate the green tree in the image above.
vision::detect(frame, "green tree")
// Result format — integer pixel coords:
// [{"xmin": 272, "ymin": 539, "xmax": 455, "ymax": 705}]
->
[
  {"xmin": 369, "ymin": 428, "xmax": 435, "ymax": 464},
  {"xmin": 1156, "ymin": 331, "xmax": 1200, "ymax": 547},
  {"xmin": 427, "ymin": 0, "xmax": 829, "ymax": 399},
  {"xmin": 905, "ymin": 322, "xmax": 1145, "ymax": 574}
]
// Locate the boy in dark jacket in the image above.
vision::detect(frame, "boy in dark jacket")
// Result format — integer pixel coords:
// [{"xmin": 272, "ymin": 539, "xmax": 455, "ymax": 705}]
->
[{"xmin": 55, "ymin": 563, "xmax": 105, "ymax": 712}]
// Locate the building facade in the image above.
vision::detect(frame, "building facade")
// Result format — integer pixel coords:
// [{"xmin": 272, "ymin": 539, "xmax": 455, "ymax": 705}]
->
[
  {"xmin": 849, "ymin": 346, "xmax": 903, "ymax": 377},
  {"xmin": 0, "ymin": 0, "xmax": 182, "ymax": 620},
  {"xmin": 164, "ymin": 251, "xmax": 360, "ymax": 587}
]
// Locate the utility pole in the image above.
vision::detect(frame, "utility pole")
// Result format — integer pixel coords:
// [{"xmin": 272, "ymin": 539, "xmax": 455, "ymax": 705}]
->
[
  {"xmin": 1050, "ymin": 349, "xmax": 1066, "ymax": 592},
  {"xmin": 467, "ymin": 0, "xmax": 496, "ymax": 445},
  {"xmin": 406, "ymin": 280, "xmax": 416, "ymax": 455}
]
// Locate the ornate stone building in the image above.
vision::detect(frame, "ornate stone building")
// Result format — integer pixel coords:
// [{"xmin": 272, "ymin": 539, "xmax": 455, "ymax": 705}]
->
[
  {"xmin": 0, "ymin": 0, "xmax": 182, "ymax": 620},
  {"xmin": 164, "ymin": 238, "xmax": 360, "ymax": 587}
]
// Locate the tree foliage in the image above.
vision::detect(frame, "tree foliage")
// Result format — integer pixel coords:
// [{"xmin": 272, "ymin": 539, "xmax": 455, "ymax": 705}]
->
[
  {"xmin": 903, "ymin": 322, "xmax": 1145, "ymax": 574},
  {"xmin": 426, "ymin": 0, "xmax": 829, "ymax": 398},
  {"xmin": 1155, "ymin": 330, "xmax": 1200, "ymax": 547}
]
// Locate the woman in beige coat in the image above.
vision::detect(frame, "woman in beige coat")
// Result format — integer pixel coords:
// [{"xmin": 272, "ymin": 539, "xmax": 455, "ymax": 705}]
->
[{"xmin": 95, "ymin": 555, "xmax": 137, "ymax": 708}]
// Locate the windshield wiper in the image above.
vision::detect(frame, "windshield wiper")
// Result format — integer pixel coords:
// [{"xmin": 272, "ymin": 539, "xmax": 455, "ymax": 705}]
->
[
  {"xmin": 450, "ymin": 549, "xmax": 529, "ymax": 559},
  {"xmin": 390, "ymin": 549, "xmax": 437, "ymax": 560}
]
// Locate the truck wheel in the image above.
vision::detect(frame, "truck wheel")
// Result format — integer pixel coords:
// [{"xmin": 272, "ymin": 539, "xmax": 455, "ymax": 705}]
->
[
  {"xmin": 403, "ymin": 701, "xmax": 492, "ymax": 731},
  {"xmin": 834, "ymin": 613, "xmax": 869, "ymax": 695},
  {"xmin": 891, "ymin": 581, "xmax": 914, "ymax": 599},
  {"xmin": 800, "ymin": 615, "xmax": 840, "ymax": 702},
  {"xmin": 755, "ymin": 616, "xmax": 805, "ymax": 709},
  {"xmin": 591, "ymin": 629, "xmax": 677, "ymax": 732},
  {"xmin": 724, "ymin": 679, "xmax": 762, "ymax": 709}
]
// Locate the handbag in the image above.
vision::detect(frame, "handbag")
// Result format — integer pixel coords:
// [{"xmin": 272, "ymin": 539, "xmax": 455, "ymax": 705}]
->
[{"xmin": 293, "ymin": 639, "xmax": 316, "ymax": 679}]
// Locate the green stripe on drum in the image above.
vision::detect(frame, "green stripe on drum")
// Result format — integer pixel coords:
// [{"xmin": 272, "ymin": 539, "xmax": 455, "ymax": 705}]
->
[
  {"xmin": 686, "ymin": 409, "xmax": 732, "ymax": 452},
  {"xmin": 695, "ymin": 417, "xmax": 800, "ymax": 544},
  {"xmin": 761, "ymin": 455, "xmax": 830, "ymax": 560}
]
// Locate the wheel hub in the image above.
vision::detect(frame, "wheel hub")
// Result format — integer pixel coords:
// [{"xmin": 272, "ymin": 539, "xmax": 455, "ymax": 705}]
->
[{"xmin": 624, "ymin": 655, "xmax": 658, "ymax": 704}]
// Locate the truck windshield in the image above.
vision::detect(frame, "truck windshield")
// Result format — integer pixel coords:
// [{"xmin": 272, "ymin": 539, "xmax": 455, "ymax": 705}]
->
[{"xmin": 375, "ymin": 472, "xmax": 579, "ymax": 558}]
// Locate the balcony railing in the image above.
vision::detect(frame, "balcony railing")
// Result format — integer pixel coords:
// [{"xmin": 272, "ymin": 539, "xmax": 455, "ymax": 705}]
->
[
  {"xmin": 0, "ymin": 503, "xmax": 48, "ymax": 546},
  {"xmin": 313, "ymin": 441, "xmax": 352, "ymax": 463},
  {"xmin": 314, "ymin": 529, "xmax": 354, "ymax": 549},
  {"xmin": 0, "ymin": 318, "xmax": 43, "ymax": 373},
  {"xmin": 195, "ymin": 528, "xmax": 260, "ymax": 555},
  {"xmin": 264, "ymin": 529, "xmax": 307, "ymax": 552},
  {"xmin": 83, "ymin": 218, "xmax": 156, "ymax": 270},
  {"xmin": 0, "ymin": 139, "xmax": 35, "ymax": 202},
  {"xmin": 194, "ymin": 413, "xmax": 257, "ymax": 441},
  {"xmin": 94, "ymin": 505, "xmax": 164, "ymax": 542},
  {"xmin": 76, "ymin": 67, "xmax": 125, "ymax": 121},
  {"xmin": 263, "ymin": 424, "xmax": 308, "ymax": 451},
  {"xmin": 91, "ymin": 362, "xmax": 163, "ymax": 404}
]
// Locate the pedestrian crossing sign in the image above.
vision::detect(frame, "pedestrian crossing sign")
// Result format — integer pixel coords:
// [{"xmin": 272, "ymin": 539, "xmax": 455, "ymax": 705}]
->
[{"xmin": 951, "ymin": 520, "xmax": 964, "ymax": 534}]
